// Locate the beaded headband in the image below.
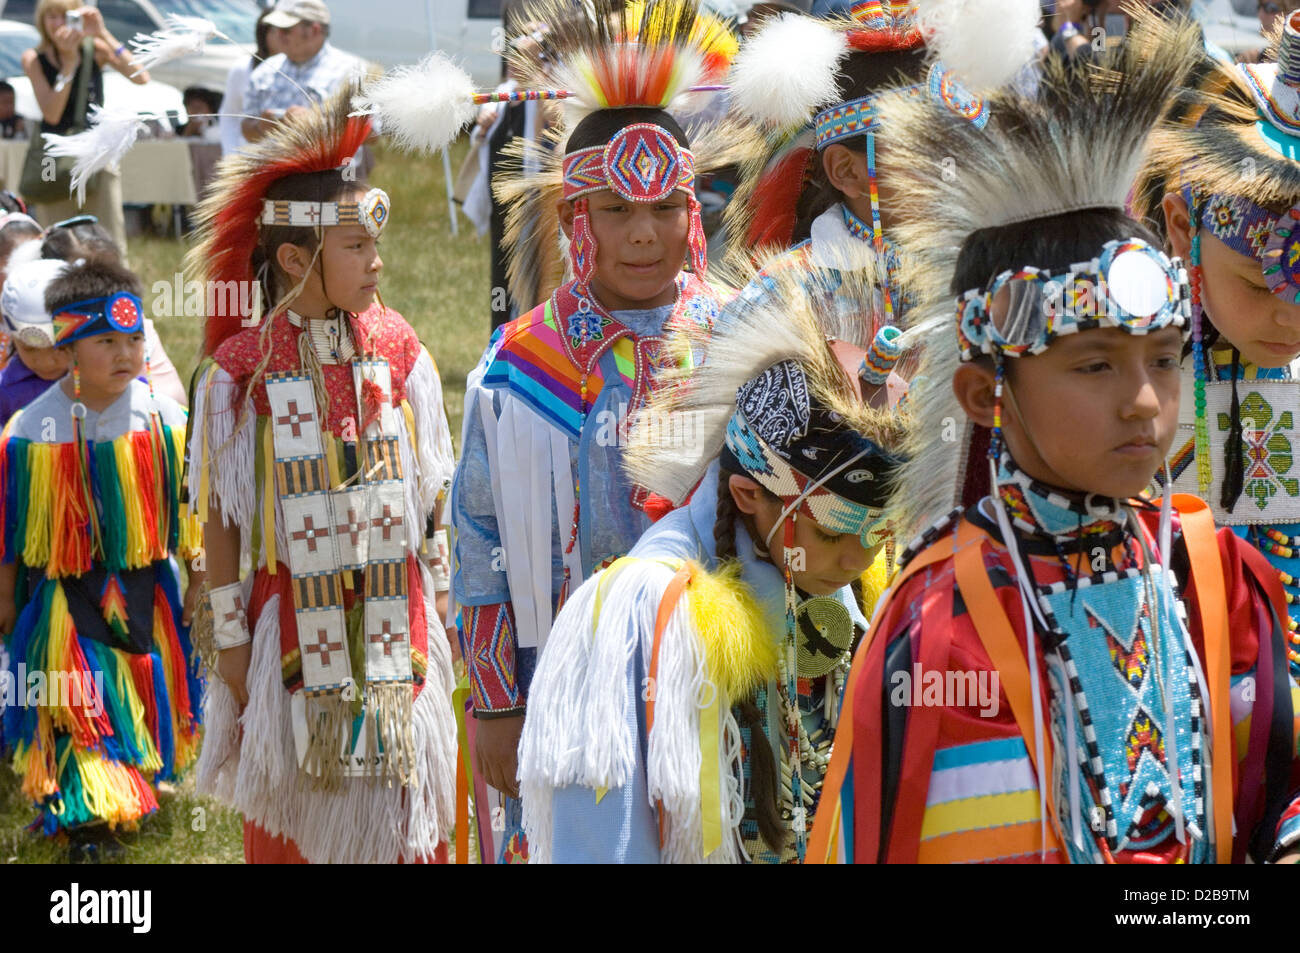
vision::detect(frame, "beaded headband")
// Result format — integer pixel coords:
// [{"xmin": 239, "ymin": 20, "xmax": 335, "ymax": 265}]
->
[
  {"xmin": 956, "ymin": 238, "xmax": 1191, "ymax": 361},
  {"xmin": 561, "ymin": 123, "xmax": 696, "ymax": 202},
  {"xmin": 51, "ymin": 291, "xmax": 145, "ymax": 346},
  {"xmin": 260, "ymin": 186, "xmax": 391, "ymax": 238}
]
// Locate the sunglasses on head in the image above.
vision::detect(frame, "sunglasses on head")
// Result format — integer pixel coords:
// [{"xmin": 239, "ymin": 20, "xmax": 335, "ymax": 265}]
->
[{"xmin": 45, "ymin": 214, "xmax": 98, "ymax": 234}]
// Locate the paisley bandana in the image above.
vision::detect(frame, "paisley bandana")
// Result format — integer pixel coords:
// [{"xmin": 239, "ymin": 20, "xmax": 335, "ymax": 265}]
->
[{"xmin": 719, "ymin": 360, "xmax": 899, "ymax": 545}]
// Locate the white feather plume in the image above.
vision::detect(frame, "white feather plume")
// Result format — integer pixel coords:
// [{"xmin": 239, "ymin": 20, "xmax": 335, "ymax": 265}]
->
[
  {"xmin": 41, "ymin": 105, "xmax": 148, "ymax": 205},
  {"xmin": 129, "ymin": 14, "xmax": 224, "ymax": 77},
  {"xmin": 351, "ymin": 53, "xmax": 477, "ymax": 154},
  {"xmin": 729, "ymin": 13, "xmax": 847, "ymax": 132},
  {"xmin": 915, "ymin": 0, "xmax": 1041, "ymax": 93}
]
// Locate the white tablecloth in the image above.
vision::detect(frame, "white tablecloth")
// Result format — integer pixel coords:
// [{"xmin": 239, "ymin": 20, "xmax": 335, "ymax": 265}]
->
[{"xmin": 0, "ymin": 138, "xmax": 207, "ymax": 205}]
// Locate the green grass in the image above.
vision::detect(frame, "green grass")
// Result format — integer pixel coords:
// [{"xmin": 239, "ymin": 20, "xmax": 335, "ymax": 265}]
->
[{"xmin": 1, "ymin": 137, "xmax": 490, "ymax": 863}]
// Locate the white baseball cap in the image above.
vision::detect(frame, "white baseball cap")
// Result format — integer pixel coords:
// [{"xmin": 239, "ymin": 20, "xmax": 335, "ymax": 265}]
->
[
  {"xmin": 264, "ymin": 0, "xmax": 331, "ymax": 29},
  {"xmin": 2, "ymin": 259, "xmax": 68, "ymax": 347}
]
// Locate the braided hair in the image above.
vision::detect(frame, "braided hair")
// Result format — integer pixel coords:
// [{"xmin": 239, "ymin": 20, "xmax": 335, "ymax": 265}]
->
[{"xmin": 713, "ymin": 465, "xmax": 783, "ymax": 853}]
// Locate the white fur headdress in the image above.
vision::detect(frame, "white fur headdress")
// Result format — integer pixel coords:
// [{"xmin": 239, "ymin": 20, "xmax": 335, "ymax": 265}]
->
[{"xmin": 881, "ymin": 7, "xmax": 1205, "ymax": 536}]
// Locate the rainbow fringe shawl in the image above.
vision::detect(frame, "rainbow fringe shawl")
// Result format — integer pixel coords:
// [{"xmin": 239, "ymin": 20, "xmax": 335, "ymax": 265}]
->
[{"xmin": 0, "ymin": 424, "xmax": 201, "ymax": 576}]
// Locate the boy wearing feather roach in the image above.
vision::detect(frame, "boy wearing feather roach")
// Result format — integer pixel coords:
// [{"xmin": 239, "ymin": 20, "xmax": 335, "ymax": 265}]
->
[
  {"xmin": 811, "ymin": 11, "xmax": 1300, "ymax": 865},
  {"xmin": 447, "ymin": 0, "xmax": 732, "ymax": 863}
]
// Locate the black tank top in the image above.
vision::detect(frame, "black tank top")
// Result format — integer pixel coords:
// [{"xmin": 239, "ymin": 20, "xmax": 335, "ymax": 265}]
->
[{"xmin": 36, "ymin": 46, "xmax": 104, "ymax": 134}]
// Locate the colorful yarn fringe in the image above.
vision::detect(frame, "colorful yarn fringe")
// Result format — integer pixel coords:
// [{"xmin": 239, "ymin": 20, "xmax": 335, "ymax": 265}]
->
[
  {"xmin": 4, "ymin": 572, "xmax": 201, "ymax": 832},
  {"xmin": 0, "ymin": 423, "xmax": 200, "ymax": 577}
]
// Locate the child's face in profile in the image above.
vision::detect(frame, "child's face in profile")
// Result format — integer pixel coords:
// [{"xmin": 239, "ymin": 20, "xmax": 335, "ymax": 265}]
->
[
  {"xmin": 997, "ymin": 326, "xmax": 1184, "ymax": 499},
  {"xmin": 731, "ymin": 474, "xmax": 882, "ymax": 597},
  {"xmin": 69, "ymin": 330, "xmax": 145, "ymax": 400},
  {"xmin": 14, "ymin": 339, "xmax": 68, "ymax": 380},
  {"xmin": 565, "ymin": 188, "xmax": 690, "ymax": 311},
  {"xmin": 316, "ymin": 221, "xmax": 382, "ymax": 315},
  {"xmin": 1195, "ymin": 230, "xmax": 1300, "ymax": 368}
]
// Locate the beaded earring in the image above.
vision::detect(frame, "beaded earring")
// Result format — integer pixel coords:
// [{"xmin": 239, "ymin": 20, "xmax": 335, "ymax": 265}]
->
[
  {"xmin": 865, "ymin": 132, "xmax": 893, "ymax": 327},
  {"xmin": 1188, "ymin": 197, "xmax": 1212, "ymax": 494}
]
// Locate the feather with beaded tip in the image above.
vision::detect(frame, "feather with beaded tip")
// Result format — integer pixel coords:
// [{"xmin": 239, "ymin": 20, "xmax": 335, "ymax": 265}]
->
[
  {"xmin": 351, "ymin": 53, "xmax": 478, "ymax": 154},
  {"xmin": 41, "ymin": 106, "xmax": 148, "ymax": 205},
  {"xmin": 128, "ymin": 14, "xmax": 225, "ymax": 76}
]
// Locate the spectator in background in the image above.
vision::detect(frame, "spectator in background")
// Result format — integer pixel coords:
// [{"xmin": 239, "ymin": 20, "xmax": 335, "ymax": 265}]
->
[
  {"xmin": 221, "ymin": 7, "xmax": 280, "ymax": 155},
  {"xmin": 241, "ymin": 0, "xmax": 363, "ymax": 144},
  {"xmin": 22, "ymin": 0, "xmax": 150, "ymax": 255},
  {"xmin": 0, "ymin": 82, "xmax": 27, "ymax": 139},
  {"xmin": 178, "ymin": 86, "xmax": 222, "ymax": 141},
  {"xmin": 1239, "ymin": 0, "xmax": 1300, "ymax": 62}
]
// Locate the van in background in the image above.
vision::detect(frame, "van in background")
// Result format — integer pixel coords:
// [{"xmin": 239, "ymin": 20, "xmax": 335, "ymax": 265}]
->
[{"xmin": 327, "ymin": 0, "xmax": 502, "ymax": 88}]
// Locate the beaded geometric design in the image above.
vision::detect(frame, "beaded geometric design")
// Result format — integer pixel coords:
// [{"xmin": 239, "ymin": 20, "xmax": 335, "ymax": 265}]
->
[
  {"xmin": 1043, "ymin": 566, "xmax": 1201, "ymax": 853},
  {"xmin": 1218, "ymin": 389, "xmax": 1300, "ymax": 509},
  {"xmin": 561, "ymin": 124, "xmax": 696, "ymax": 202}
]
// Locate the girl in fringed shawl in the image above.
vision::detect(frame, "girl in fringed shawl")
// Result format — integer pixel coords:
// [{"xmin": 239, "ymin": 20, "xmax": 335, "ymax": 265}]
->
[
  {"xmin": 187, "ymin": 86, "xmax": 460, "ymax": 864},
  {"xmin": 517, "ymin": 264, "xmax": 905, "ymax": 863},
  {"xmin": 0, "ymin": 255, "xmax": 203, "ymax": 859}
]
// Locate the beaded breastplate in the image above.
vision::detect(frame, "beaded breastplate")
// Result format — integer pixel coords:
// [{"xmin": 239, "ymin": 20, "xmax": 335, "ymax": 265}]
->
[
  {"xmin": 997, "ymin": 459, "xmax": 1211, "ymax": 862},
  {"xmin": 1040, "ymin": 567, "xmax": 1209, "ymax": 863}
]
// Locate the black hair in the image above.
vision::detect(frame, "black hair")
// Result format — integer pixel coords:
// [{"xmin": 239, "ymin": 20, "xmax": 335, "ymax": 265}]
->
[
  {"xmin": 565, "ymin": 107, "xmax": 690, "ymax": 155},
  {"xmin": 183, "ymin": 86, "xmax": 223, "ymax": 115},
  {"xmin": 791, "ymin": 48, "xmax": 927, "ymax": 242},
  {"xmin": 951, "ymin": 206, "xmax": 1161, "ymax": 295},
  {"xmin": 713, "ymin": 465, "xmax": 784, "ymax": 854},
  {"xmin": 253, "ymin": 168, "xmax": 369, "ymax": 303},
  {"xmin": 254, "ymin": 7, "xmax": 275, "ymax": 66},
  {"xmin": 41, "ymin": 220, "xmax": 121, "ymax": 264},
  {"xmin": 0, "ymin": 218, "xmax": 41, "ymax": 264},
  {"xmin": 0, "ymin": 81, "xmax": 14, "ymax": 97},
  {"xmin": 0, "ymin": 190, "xmax": 26, "ymax": 215},
  {"xmin": 45, "ymin": 255, "xmax": 143, "ymax": 316}
]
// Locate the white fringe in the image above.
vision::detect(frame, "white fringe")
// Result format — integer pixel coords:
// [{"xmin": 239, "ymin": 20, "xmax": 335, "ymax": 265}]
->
[
  {"xmin": 204, "ymin": 566, "xmax": 458, "ymax": 863},
  {"xmin": 407, "ymin": 347, "xmax": 456, "ymax": 516},
  {"xmin": 190, "ymin": 364, "xmax": 256, "ymax": 550},
  {"xmin": 520, "ymin": 558, "xmax": 744, "ymax": 863}
]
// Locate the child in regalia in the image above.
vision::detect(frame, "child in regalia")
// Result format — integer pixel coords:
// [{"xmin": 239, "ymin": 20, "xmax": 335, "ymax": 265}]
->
[
  {"xmin": 0, "ymin": 256, "xmax": 203, "ymax": 855},
  {"xmin": 1134, "ymin": 11, "xmax": 1300, "ymax": 662},
  {"xmin": 811, "ymin": 12, "xmax": 1300, "ymax": 864},
  {"xmin": 722, "ymin": 0, "xmax": 1038, "ymax": 365},
  {"xmin": 445, "ymin": 0, "xmax": 733, "ymax": 862},
  {"xmin": 187, "ymin": 88, "xmax": 460, "ymax": 864},
  {"xmin": 518, "ymin": 266, "xmax": 905, "ymax": 863}
]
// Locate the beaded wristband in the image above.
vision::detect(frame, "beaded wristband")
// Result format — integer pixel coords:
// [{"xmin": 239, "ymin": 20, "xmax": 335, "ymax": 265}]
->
[
  {"xmin": 428, "ymin": 527, "xmax": 450, "ymax": 593},
  {"xmin": 209, "ymin": 581, "xmax": 251, "ymax": 650}
]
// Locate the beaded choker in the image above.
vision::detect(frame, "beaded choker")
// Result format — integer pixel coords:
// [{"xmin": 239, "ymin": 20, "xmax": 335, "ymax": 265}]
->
[
  {"xmin": 995, "ymin": 456, "xmax": 1123, "ymax": 542},
  {"xmin": 286, "ymin": 309, "xmax": 356, "ymax": 366}
]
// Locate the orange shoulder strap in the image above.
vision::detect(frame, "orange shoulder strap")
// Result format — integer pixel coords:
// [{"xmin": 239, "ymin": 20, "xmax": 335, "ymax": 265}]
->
[
  {"xmin": 951, "ymin": 519, "xmax": 1065, "ymax": 859},
  {"xmin": 1165, "ymin": 494, "xmax": 1234, "ymax": 865}
]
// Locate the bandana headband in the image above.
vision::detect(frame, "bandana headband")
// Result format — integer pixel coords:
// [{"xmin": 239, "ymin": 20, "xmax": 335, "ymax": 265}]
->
[
  {"xmin": 52, "ymin": 291, "xmax": 144, "ymax": 346},
  {"xmin": 724, "ymin": 408, "xmax": 893, "ymax": 547},
  {"xmin": 260, "ymin": 186, "xmax": 391, "ymax": 238},
  {"xmin": 956, "ymin": 237, "xmax": 1190, "ymax": 361}
]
